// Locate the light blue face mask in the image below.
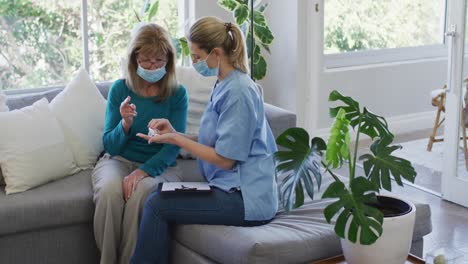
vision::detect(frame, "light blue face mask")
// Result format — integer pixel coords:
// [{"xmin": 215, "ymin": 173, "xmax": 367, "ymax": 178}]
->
[
  {"xmin": 192, "ymin": 52, "xmax": 219, "ymax": 77},
  {"xmin": 136, "ymin": 64, "xmax": 166, "ymax": 83}
]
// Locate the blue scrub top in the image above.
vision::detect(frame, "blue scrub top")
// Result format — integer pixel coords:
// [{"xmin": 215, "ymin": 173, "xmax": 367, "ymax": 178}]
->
[{"xmin": 197, "ymin": 69, "xmax": 278, "ymax": 221}]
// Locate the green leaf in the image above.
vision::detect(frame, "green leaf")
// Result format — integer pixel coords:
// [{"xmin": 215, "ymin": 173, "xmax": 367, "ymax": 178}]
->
[
  {"xmin": 246, "ymin": 31, "xmax": 253, "ymax": 58},
  {"xmin": 275, "ymin": 128, "xmax": 325, "ymax": 212},
  {"xmin": 253, "ymin": 10, "xmax": 266, "ymax": 26},
  {"xmin": 260, "ymin": 42, "xmax": 271, "ymax": 54},
  {"xmin": 360, "ymin": 107, "xmax": 394, "ymax": 140},
  {"xmin": 147, "ymin": 0, "xmax": 159, "ymax": 21},
  {"xmin": 218, "ymin": 0, "xmax": 238, "ymax": 11},
  {"xmin": 178, "ymin": 37, "xmax": 190, "ymax": 57},
  {"xmin": 360, "ymin": 136, "xmax": 417, "ymax": 191},
  {"xmin": 234, "ymin": 4, "xmax": 249, "ymax": 25},
  {"xmin": 254, "ymin": 23, "xmax": 274, "ymax": 45},
  {"xmin": 252, "ymin": 53, "xmax": 267, "ymax": 80},
  {"xmin": 322, "ymin": 177, "xmax": 383, "ymax": 245},
  {"xmin": 326, "ymin": 108, "xmax": 350, "ymax": 168},
  {"xmin": 258, "ymin": 2, "xmax": 269, "ymax": 12},
  {"xmin": 329, "ymin": 90, "xmax": 393, "ymax": 140},
  {"xmin": 294, "ymin": 180, "xmax": 305, "ymax": 208}
]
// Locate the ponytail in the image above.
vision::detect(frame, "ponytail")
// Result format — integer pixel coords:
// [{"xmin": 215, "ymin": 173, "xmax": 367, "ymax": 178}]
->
[{"xmin": 189, "ymin": 17, "xmax": 249, "ymax": 74}]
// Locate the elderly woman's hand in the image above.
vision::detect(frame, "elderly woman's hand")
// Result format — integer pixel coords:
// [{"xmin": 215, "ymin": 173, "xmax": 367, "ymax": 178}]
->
[
  {"xmin": 122, "ymin": 169, "xmax": 148, "ymax": 201},
  {"xmin": 120, "ymin": 96, "xmax": 137, "ymax": 131}
]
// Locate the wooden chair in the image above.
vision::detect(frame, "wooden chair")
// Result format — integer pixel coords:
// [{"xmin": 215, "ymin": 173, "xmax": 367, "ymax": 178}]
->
[{"xmin": 427, "ymin": 81, "xmax": 468, "ymax": 170}]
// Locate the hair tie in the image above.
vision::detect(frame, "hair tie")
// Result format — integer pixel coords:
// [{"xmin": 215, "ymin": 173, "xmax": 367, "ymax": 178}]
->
[{"xmin": 224, "ymin": 22, "xmax": 232, "ymax": 32}]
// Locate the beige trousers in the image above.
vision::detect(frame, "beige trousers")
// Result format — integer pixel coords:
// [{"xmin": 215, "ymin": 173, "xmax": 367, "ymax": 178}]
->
[{"xmin": 92, "ymin": 154, "xmax": 181, "ymax": 264}]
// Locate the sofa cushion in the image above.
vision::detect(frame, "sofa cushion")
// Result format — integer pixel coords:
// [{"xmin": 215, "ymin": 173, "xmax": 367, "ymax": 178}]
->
[
  {"xmin": 174, "ymin": 199, "xmax": 341, "ymax": 264},
  {"xmin": 6, "ymin": 88, "xmax": 62, "ymax": 110},
  {"xmin": 174, "ymin": 198, "xmax": 432, "ymax": 264},
  {"xmin": 177, "ymin": 159, "xmax": 204, "ymax": 182},
  {"xmin": 0, "ymin": 170, "xmax": 94, "ymax": 236},
  {"xmin": 0, "ymin": 98, "xmax": 80, "ymax": 194},
  {"xmin": 50, "ymin": 68, "xmax": 106, "ymax": 169}
]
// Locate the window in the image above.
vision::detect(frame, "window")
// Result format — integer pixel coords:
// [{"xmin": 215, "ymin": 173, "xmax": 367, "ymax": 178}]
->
[
  {"xmin": 0, "ymin": 0, "xmax": 81, "ymax": 90},
  {"xmin": 0, "ymin": 0, "xmax": 181, "ymax": 90},
  {"xmin": 88, "ymin": 0, "xmax": 180, "ymax": 82},
  {"xmin": 324, "ymin": 0, "xmax": 447, "ymax": 68}
]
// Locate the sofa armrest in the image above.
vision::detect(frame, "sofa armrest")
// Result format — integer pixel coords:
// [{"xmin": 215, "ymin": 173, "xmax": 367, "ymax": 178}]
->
[{"xmin": 264, "ymin": 103, "xmax": 296, "ymax": 139}]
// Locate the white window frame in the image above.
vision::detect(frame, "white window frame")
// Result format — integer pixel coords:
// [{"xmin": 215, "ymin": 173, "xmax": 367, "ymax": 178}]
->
[
  {"xmin": 323, "ymin": 0, "xmax": 449, "ymax": 69},
  {"xmin": 324, "ymin": 44, "xmax": 448, "ymax": 70}
]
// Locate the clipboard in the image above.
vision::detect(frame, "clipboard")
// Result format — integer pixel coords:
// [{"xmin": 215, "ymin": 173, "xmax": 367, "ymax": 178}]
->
[{"xmin": 161, "ymin": 182, "xmax": 211, "ymax": 193}]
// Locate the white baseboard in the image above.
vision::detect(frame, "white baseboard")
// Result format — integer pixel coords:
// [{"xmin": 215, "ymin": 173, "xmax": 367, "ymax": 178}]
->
[{"xmin": 313, "ymin": 110, "xmax": 435, "ymax": 142}]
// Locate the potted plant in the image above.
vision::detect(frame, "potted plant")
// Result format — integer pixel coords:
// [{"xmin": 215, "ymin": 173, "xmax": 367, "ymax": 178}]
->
[
  {"xmin": 275, "ymin": 90, "xmax": 417, "ymax": 264},
  {"xmin": 218, "ymin": 0, "xmax": 274, "ymax": 80}
]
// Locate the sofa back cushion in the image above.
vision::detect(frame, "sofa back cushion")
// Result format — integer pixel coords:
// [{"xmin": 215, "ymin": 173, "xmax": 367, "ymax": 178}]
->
[
  {"xmin": 0, "ymin": 98, "xmax": 80, "ymax": 194},
  {"xmin": 49, "ymin": 68, "xmax": 107, "ymax": 169}
]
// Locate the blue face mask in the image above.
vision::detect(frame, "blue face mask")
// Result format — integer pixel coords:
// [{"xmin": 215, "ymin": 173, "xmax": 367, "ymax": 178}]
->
[
  {"xmin": 136, "ymin": 64, "xmax": 166, "ymax": 83},
  {"xmin": 192, "ymin": 52, "xmax": 219, "ymax": 77}
]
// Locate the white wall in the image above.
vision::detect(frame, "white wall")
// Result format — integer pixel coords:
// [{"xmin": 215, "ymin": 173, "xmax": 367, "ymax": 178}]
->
[
  {"xmin": 191, "ymin": 0, "xmax": 231, "ymax": 22},
  {"xmin": 256, "ymin": 1, "xmax": 298, "ymax": 114},
  {"xmin": 318, "ymin": 59, "xmax": 448, "ymax": 133}
]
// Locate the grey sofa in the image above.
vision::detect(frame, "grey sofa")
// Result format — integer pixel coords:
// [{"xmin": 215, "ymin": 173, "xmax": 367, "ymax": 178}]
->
[{"xmin": 0, "ymin": 83, "xmax": 432, "ymax": 264}]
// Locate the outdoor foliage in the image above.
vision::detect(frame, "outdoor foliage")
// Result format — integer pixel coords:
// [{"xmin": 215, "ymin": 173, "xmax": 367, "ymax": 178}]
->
[
  {"xmin": 0, "ymin": 0, "xmax": 179, "ymax": 90},
  {"xmin": 324, "ymin": 0, "xmax": 445, "ymax": 53}
]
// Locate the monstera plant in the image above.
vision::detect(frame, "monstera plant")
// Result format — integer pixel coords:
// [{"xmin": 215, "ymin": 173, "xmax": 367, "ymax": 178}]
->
[{"xmin": 275, "ymin": 90, "xmax": 417, "ymax": 246}]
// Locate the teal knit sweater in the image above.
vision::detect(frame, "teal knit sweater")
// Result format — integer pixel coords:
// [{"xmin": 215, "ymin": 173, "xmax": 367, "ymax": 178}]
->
[{"xmin": 102, "ymin": 79, "xmax": 188, "ymax": 176}]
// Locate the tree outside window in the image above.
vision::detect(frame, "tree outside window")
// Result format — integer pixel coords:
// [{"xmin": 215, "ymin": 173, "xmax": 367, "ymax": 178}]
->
[
  {"xmin": 0, "ymin": 0, "xmax": 179, "ymax": 90},
  {"xmin": 324, "ymin": 0, "xmax": 446, "ymax": 54}
]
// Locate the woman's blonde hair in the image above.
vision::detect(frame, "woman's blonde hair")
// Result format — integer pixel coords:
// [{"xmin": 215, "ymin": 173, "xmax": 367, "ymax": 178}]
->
[
  {"xmin": 189, "ymin": 17, "xmax": 249, "ymax": 74},
  {"xmin": 124, "ymin": 23, "xmax": 177, "ymax": 102}
]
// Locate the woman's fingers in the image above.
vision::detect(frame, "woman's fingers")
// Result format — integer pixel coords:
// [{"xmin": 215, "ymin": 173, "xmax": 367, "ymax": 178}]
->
[
  {"xmin": 122, "ymin": 177, "xmax": 129, "ymax": 201},
  {"xmin": 148, "ymin": 119, "xmax": 162, "ymax": 129},
  {"xmin": 122, "ymin": 110, "xmax": 137, "ymax": 117},
  {"xmin": 136, "ymin": 133, "xmax": 151, "ymax": 141},
  {"xmin": 136, "ymin": 133, "xmax": 161, "ymax": 144},
  {"xmin": 127, "ymin": 180, "xmax": 134, "ymax": 200},
  {"xmin": 121, "ymin": 96, "xmax": 131, "ymax": 108}
]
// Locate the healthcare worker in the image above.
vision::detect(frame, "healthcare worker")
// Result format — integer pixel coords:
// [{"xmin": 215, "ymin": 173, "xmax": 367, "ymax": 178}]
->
[{"xmin": 131, "ymin": 16, "xmax": 278, "ymax": 264}]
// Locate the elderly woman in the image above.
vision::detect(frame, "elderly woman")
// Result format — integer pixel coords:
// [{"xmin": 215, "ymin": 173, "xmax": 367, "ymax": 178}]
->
[{"xmin": 91, "ymin": 23, "xmax": 187, "ymax": 264}]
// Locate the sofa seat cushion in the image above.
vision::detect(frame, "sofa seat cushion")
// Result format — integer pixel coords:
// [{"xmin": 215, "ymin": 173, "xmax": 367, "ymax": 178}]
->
[
  {"xmin": 0, "ymin": 170, "xmax": 94, "ymax": 236},
  {"xmin": 174, "ymin": 198, "xmax": 432, "ymax": 264},
  {"xmin": 174, "ymin": 199, "xmax": 341, "ymax": 264}
]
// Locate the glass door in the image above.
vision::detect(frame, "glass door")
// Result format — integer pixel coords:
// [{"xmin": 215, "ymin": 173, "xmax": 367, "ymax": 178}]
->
[{"xmin": 442, "ymin": 0, "xmax": 468, "ymax": 207}]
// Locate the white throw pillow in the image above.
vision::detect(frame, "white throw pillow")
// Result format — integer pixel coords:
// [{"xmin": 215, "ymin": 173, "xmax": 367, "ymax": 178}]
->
[
  {"xmin": 50, "ymin": 68, "xmax": 106, "ymax": 169},
  {"xmin": 0, "ymin": 98, "xmax": 80, "ymax": 194},
  {"xmin": 175, "ymin": 66, "xmax": 216, "ymax": 159},
  {"xmin": 176, "ymin": 66, "xmax": 216, "ymax": 135},
  {"xmin": 0, "ymin": 90, "xmax": 7, "ymax": 186}
]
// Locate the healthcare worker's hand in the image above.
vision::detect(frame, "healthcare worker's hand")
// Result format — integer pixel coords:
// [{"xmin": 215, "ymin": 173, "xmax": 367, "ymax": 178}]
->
[
  {"xmin": 120, "ymin": 96, "xmax": 137, "ymax": 130},
  {"xmin": 136, "ymin": 132, "xmax": 177, "ymax": 145},
  {"xmin": 147, "ymin": 118, "xmax": 175, "ymax": 134},
  {"xmin": 122, "ymin": 169, "xmax": 147, "ymax": 201}
]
